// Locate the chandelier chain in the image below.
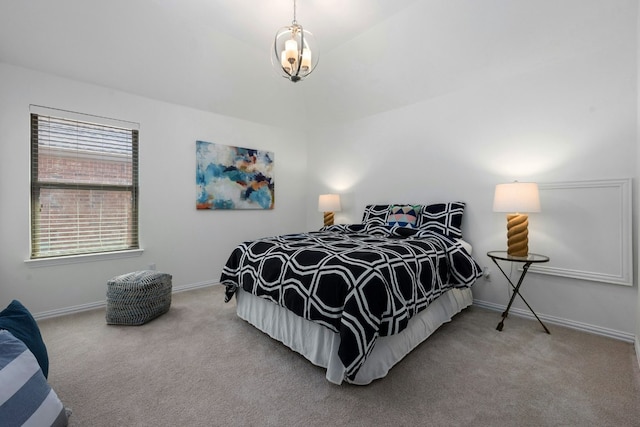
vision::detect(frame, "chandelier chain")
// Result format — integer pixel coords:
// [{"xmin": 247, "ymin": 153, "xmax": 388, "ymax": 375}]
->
[{"xmin": 292, "ymin": 0, "xmax": 297, "ymax": 25}]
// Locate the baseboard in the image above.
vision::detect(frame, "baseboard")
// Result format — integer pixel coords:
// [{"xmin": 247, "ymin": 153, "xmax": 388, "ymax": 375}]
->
[
  {"xmin": 33, "ymin": 288, "xmax": 638, "ymax": 347},
  {"xmin": 34, "ymin": 301, "xmax": 107, "ymax": 320},
  {"xmin": 33, "ymin": 280, "xmax": 221, "ymax": 320},
  {"xmin": 173, "ymin": 280, "xmax": 220, "ymax": 293},
  {"xmin": 473, "ymin": 299, "xmax": 635, "ymax": 343}
]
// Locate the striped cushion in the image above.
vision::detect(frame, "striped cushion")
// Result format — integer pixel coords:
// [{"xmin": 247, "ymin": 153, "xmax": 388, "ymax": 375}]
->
[{"xmin": 0, "ymin": 330, "xmax": 68, "ymax": 427}]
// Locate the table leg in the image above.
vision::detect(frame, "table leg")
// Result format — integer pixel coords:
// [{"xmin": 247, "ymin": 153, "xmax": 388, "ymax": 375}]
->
[
  {"xmin": 492, "ymin": 259, "xmax": 550, "ymax": 334},
  {"xmin": 494, "ymin": 260, "xmax": 525, "ymax": 331}
]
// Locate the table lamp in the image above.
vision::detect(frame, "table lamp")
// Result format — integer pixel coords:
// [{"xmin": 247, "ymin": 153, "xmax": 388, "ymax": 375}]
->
[
  {"xmin": 318, "ymin": 194, "xmax": 341, "ymax": 227},
  {"xmin": 493, "ymin": 182, "xmax": 540, "ymax": 257}
]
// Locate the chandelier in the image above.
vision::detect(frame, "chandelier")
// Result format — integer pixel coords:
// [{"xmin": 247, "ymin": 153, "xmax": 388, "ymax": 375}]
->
[{"xmin": 272, "ymin": 0, "xmax": 319, "ymax": 82}]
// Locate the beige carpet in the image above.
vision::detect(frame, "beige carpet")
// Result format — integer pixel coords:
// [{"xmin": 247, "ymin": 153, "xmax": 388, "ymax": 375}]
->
[{"xmin": 38, "ymin": 285, "xmax": 640, "ymax": 426}]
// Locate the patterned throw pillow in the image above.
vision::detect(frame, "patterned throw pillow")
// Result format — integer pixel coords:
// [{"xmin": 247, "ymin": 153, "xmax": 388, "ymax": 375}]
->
[
  {"xmin": 361, "ymin": 205, "xmax": 390, "ymax": 226},
  {"xmin": 387, "ymin": 205, "xmax": 419, "ymax": 228},
  {"xmin": 418, "ymin": 202, "xmax": 465, "ymax": 238}
]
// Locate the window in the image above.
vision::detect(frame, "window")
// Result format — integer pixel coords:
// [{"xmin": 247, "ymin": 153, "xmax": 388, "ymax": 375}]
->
[{"xmin": 30, "ymin": 110, "xmax": 139, "ymax": 259}]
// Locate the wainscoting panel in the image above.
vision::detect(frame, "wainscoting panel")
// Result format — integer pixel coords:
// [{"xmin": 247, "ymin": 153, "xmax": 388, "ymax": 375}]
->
[{"xmin": 527, "ymin": 178, "xmax": 632, "ymax": 286}]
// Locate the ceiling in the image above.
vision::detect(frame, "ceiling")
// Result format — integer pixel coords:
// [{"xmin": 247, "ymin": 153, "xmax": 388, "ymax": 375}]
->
[
  {"xmin": 0, "ymin": 0, "xmax": 634, "ymax": 129},
  {"xmin": 154, "ymin": 0, "xmax": 423, "ymax": 53},
  {"xmin": 0, "ymin": 0, "xmax": 421, "ymax": 128}
]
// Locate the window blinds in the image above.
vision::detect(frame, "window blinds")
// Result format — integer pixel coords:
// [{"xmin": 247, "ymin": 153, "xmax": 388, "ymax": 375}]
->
[{"xmin": 30, "ymin": 113, "xmax": 139, "ymax": 258}]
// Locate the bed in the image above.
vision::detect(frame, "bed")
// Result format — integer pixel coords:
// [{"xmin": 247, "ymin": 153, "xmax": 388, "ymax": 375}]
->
[{"xmin": 221, "ymin": 203, "xmax": 482, "ymax": 385}]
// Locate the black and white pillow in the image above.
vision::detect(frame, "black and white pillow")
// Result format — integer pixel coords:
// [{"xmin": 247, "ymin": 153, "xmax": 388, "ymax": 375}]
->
[
  {"xmin": 361, "ymin": 204, "xmax": 390, "ymax": 225},
  {"xmin": 362, "ymin": 204, "xmax": 391, "ymax": 234},
  {"xmin": 418, "ymin": 202, "xmax": 465, "ymax": 239}
]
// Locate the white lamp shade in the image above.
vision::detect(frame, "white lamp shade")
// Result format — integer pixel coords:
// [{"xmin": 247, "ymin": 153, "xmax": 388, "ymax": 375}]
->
[
  {"xmin": 318, "ymin": 194, "xmax": 341, "ymax": 212},
  {"xmin": 493, "ymin": 182, "xmax": 541, "ymax": 213}
]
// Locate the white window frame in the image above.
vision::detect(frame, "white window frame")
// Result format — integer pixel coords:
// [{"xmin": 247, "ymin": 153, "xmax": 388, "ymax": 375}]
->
[{"xmin": 27, "ymin": 106, "xmax": 141, "ymax": 264}]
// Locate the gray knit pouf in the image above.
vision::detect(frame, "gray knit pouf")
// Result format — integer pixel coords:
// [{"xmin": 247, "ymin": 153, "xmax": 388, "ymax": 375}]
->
[{"xmin": 106, "ymin": 270, "xmax": 172, "ymax": 325}]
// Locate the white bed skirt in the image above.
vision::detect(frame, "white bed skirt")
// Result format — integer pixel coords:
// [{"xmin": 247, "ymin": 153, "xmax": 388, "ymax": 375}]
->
[{"xmin": 235, "ymin": 286, "xmax": 473, "ymax": 385}]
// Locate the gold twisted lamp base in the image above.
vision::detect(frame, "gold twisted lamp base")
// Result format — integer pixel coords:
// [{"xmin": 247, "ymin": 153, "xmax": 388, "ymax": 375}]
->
[
  {"xmin": 506, "ymin": 213, "xmax": 529, "ymax": 257},
  {"xmin": 323, "ymin": 212, "xmax": 334, "ymax": 227}
]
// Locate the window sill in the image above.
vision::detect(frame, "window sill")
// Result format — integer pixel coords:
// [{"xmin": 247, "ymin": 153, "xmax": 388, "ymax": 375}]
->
[{"xmin": 24, "ymin": 249, "xmax": 144, "ymax": 268}]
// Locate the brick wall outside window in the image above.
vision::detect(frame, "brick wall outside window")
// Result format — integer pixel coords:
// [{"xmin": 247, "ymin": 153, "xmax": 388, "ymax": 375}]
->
[{"xmin": 31, "ymin": 112, "xmax": 138, "ymax": 258}]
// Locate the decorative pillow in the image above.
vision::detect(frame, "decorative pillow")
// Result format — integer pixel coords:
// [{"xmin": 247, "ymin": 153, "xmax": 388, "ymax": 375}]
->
[
  {"xmin": 0, "ymin": 330, "xmax": 68, "ymax": 427},
  {"xmin": 418, "ymin": 202, "xmax": 465, "ymax": 239},
  {"xmin": 0, "ymin": 300, "xmax": 49, "ymax": 378},
  {"xmin": 387, "ymin": 204, "xmax": 420, "ymax": 228},
  {"xmin": 361, "ymin": 204, "xmax": 390, "ymax": 226}
]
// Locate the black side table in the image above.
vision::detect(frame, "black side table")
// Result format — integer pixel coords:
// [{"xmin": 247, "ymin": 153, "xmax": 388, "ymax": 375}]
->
[{"xmin": 487, "ymin": 251, "xmax": 550, "ymax": 334}]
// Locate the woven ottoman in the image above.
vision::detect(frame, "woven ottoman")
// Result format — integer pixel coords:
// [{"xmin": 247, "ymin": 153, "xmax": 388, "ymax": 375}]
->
[{"xmin": 106, "ymin": 270, "xmax": 172, "ymax": 325}]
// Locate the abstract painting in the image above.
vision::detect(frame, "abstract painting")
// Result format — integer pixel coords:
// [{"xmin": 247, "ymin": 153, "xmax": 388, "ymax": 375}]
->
[{"xmin": 196, "ymin": 140, "xmax": 275, "ymax": 210}]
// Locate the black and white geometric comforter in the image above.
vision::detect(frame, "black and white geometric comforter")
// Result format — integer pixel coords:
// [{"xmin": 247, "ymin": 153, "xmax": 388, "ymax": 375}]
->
[{"xmin": 221, "ymin": 224, "xmax": 482, "ymax": 380}]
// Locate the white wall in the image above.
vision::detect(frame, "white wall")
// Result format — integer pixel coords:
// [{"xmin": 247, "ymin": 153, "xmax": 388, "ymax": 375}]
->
[
  {"xmin": 636, "ymin": 1, "xmax": 640, "ymax": 360},
  {"xmin": 0, "ymin": 1, "xmax": 638, "ymax": 343},
  {"xmin": 0, "ymin": 62, "xmax": 309, "ymax": 315},
  {"xmin": 305, "ymin": 1, "xmax": 639, "ymax": 337}
]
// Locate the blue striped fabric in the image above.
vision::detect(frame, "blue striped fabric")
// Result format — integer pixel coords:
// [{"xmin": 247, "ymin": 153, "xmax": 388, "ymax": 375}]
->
[
  {"xmin": 0, "ymin": 299, "xmax": 49, "ymax": 378},
  {"xmin": 0, "ymin": 330, "xmax": 68, "ymax": 427}
]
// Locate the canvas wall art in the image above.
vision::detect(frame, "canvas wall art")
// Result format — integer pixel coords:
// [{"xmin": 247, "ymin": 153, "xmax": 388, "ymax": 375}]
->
[{"xmin": 196, "ymin": 140, "xmax": 275, "ymax": 210}]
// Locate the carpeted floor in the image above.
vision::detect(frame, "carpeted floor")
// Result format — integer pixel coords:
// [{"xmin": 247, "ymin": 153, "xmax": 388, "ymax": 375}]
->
[{"xmin": 38, "ymin": 285, "xmax": 640, "ymax": 426}]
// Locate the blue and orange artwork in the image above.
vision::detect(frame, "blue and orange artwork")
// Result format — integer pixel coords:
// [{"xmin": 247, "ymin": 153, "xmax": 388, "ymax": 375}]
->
[{"xmin": 196, "ymin": 140, "xmax": 275, "ymax": 210}]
